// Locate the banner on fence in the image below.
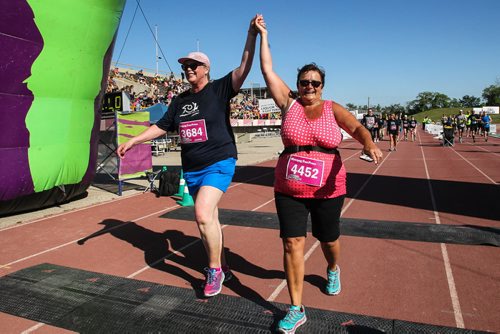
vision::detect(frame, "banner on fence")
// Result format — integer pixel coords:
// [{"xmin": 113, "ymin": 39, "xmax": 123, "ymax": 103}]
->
[
  {"xmin": 258, "ymin": 99, "xmax": 281, "ymax": 114},
  {"xmin": 116, "ymin": 111, "xmax": 152, "ymax": 180}
]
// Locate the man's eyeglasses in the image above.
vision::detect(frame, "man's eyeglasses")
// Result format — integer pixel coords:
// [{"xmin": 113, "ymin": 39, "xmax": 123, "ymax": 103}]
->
[
  {"xmin": 181, "ymin": 63, "xmax": 202, "ymax": 71},
  {"xmin": 299, "ymin": 80, "xmax": 322, "ymax": 88}
]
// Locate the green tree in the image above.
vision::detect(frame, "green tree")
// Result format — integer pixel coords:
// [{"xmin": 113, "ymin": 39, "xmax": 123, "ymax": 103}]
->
[
  {"xmin": 459, "ymin": 95, "xmax": 481, "ymax": 107},
  {"xmin": 407, "ymin": 91, "xmax": 451, "ymax": 113},
  {"xmin": 482, "ymin": 85, "xmax": 500, "ymax": 106},
  {"xmin": 431, "ymin": 93, "xmax": 451, "ymax": 109},
  {"xmin": 345, "ymin": 103, "xmax": 357, "ymax": 111},
  {"xmin": 407, "ymin": 91, "xmax": 433, "ymax": 113},
  {"xmin": 383, "ymin": 104, "xmax": 406, "ymax": 114},
  {"xmin": 449, "ymin": 98, "xmax": 462, "ymax": 108}
]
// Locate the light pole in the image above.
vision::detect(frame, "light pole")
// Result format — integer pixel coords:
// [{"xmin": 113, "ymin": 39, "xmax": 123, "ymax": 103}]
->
[{"xmin": 155, "ymin": 25, "xmax": 159, "ymax": 76}]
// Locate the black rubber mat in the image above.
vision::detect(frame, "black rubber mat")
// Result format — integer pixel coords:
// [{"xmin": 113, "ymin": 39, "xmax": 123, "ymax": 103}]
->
[
  {"xmin": 162, "ymin": 207, "xmax": 500, "ymax": 247},
  {"xmin": 0, "ymin": 264, "xmax": 486, "ymax": 333}
]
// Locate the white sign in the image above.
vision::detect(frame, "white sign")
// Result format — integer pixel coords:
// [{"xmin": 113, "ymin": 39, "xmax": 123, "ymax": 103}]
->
[
  {"xmin": 349, "ymin": 109, "xmax": 363, "ymax": 120},
  {"xmin": 473, "ymin": 106, "xmax": 499, "ymax": 114},
  {"xmin": 258, "ymin": 99, "xmax": 281, "ymax": 114},
  {"xmin": 483, "ymin": 106, "xmax": 499, "ymax": 114},
  {"xmin": 425, "ymin": 124, "xmax": 443, "ymax": 135}
]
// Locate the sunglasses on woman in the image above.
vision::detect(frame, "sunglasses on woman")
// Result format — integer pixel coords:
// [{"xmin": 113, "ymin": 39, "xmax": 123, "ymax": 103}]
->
[
  {"xmin": 299, "ymin": 80, "xmax": 322, "ymax": 88},
  {"xmin": 181, "ymin": 63, "xmax": 203, "ymax": 71}
]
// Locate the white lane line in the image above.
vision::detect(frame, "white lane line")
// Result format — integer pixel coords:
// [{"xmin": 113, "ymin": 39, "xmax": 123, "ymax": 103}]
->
[
  {"xmin": 127, "ymin": 236, "xmax": 202, "ymax": 278},
  {"xmin": 20, "ymin": 322, "xmax": 45, "ymax": 334},
  {"xmin": 251, "ymin": 198, "xmax": 276, "ymax": 211},
  {"xmin": 0, "ymin": 205, "xmax": 180, "ymax": 269},
  {"xmin": 343, "ymin": 150, "xmax": 362, "ymax": 161},
  {"xmin": 451, "ymin": 147, "xmax": 497, "ymax": 184},
  {"xmin": 464, "ymin": 141, "xmax": 500, "ymax": 157},
  {"xmin": 0, "ymin": 192, "xmax": 144, "ymax": 232},
  {"xmin": 419, "ymin": 138, "xmax": 465, "ymax": 328},
  {"xmin": 342, "ymin": 157, "xmax": 386, "ymax": 214},
  {"xmin": 267, "ymin": 236, "xmax": 322, "ymax": 302},
  {"xmin": 267, "ymin": 151, "xmax": 388, "ymax": 302}
]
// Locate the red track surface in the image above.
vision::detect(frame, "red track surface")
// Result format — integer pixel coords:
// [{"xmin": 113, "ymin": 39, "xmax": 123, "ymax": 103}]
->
[{"xmin": 1, "ymin": 129, "xmax": 499, "ymax": 333}]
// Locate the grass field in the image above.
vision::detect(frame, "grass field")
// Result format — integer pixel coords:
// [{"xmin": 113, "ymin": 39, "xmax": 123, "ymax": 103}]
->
[{"xmin": 412, "ymin": 107, "xmax": 499, "ymax": 124}]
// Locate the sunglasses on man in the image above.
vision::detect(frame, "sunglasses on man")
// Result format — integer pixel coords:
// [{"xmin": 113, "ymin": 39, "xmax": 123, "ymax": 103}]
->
[
  {"xmin": 299, "ymin": 80, "xmax": 322, "ymax": 88},
  {"xmin": 181, "ymin": 63, "xmax": 203, "ymax": 71}
]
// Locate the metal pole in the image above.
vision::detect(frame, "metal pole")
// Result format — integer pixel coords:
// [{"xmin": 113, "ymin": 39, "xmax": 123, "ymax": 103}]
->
[{"xmin": 155, "ymin": 25, "xmax": 158, "ymax": 76}]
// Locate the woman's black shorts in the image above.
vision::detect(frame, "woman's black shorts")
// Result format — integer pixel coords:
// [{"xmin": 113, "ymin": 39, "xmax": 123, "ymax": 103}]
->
[{"xmin": 275, "ymin": 192, "xmax": 345, "ymax": 242}]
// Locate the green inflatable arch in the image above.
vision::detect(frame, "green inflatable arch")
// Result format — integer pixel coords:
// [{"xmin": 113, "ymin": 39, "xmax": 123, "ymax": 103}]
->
[{"xmin": 0, "ymin": 0, "xmax": 126, "ymax": 215}]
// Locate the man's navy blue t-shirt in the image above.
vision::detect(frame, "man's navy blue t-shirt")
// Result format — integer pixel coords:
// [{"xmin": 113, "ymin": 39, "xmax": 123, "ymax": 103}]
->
[{"xmin": 156, "ymin": 72, "xmax": 237, "ymax": 172}]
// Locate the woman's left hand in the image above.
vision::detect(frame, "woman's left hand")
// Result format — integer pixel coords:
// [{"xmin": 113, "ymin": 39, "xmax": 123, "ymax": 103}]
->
[{"xmin": 363, "ymin": 143, "xmax": 383, "ymax": 164}]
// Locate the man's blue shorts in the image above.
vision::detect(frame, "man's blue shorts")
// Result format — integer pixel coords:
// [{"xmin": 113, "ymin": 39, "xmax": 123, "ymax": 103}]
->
[{"xmin": 184, "ymin": 158, "xmax": 236, "ymax": 196}]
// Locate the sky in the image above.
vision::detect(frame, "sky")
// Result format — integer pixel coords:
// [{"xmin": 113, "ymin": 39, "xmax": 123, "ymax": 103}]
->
[{"xmin": 112, "ymin": 0, "xmax": 500, "ymax": 107}]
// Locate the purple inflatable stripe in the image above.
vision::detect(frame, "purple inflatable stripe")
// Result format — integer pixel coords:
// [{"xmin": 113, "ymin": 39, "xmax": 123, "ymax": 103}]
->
[
  {"xmin": 84, "ymin": 34, "xmax": 117, "ymax": 184},
  {"xmin": 0, "ymin": 0, "xmax": 43, "ymax": 201}
]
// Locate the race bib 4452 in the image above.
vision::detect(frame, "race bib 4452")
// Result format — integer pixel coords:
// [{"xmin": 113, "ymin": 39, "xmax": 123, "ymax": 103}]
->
[{"xmin": 286, "ymin": 156, "xmax": 325, "ymax": 187}]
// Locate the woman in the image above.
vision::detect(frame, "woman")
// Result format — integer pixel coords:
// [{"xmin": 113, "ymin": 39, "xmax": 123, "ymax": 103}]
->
[
  {"xmin": 117, "ymin": 15, "xmax": 261, "ymax": 298},
  {"xmin": 387, "ymin": 113, "xmax": 399, "ymax": 151},
  {"xmin": 402, "ymin": 114, "xmax": 410, "ymax": 141},
  {"xmin": 255, "ymin": 18, "xmax": 382, "ymax": 333},
  {"xmin": 409, "ymin": 116, "xmax": 418, "ymax": 142},
  {"xmin": 378, "ymin": 113, "xmax": 387, "ymax": 141}
]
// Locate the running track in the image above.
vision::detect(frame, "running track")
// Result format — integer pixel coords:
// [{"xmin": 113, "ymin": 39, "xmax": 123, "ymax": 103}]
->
[{"xmin": 0, "ymin": 128, "xmax": 499, "ymax": 333}]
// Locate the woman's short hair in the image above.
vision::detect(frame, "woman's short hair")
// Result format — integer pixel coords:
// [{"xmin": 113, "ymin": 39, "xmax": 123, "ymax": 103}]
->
[{"xmin": 296, "ymin": 63, "xmax": 326, "ymax": 88}]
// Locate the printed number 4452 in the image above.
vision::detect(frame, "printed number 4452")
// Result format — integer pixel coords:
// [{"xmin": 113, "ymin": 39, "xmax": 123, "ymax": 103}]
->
[{"xmin": 290, "ymin": 165, "xmax": 318, "ymax": 179}]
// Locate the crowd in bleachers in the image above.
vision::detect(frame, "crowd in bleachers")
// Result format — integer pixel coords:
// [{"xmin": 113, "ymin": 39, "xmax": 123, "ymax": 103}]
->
[
  {"xmin": 229, "ymin": 93, "xmax": 281, "ymax": 120},
  {"xmin": 107, "ymin": 67, "xmax": 190, "ymax": 110},
  {"xmin": 106, "ymin": 68, "xmax": 280, "ymax": 119}
]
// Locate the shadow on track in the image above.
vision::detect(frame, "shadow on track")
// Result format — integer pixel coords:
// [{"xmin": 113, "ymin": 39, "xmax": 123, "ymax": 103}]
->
[
  {"xmin": 232, "ymin": 166, "xmax": 498, "ymax": 221},
  {"xmin": 77, "ymin": 219, "xmax": 283, "ymax": 317}
]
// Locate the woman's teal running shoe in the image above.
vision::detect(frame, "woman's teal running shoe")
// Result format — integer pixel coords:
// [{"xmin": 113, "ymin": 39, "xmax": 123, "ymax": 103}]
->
[
  {"xmin": 326, "ymin": 265, "xmax": 341, "ymax": 295},
  {"xmin": 277, "ymin": 305, "xmax": 307, "ymax": 333}
]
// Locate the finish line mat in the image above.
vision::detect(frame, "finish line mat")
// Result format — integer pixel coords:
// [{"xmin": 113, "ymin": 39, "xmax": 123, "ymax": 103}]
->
[
  {"xmin": 0, "ymin": 264, "xmax": 486, "ymax": 333},
  {"xmin": 162, "ymin": 207, "xmax": 500, "ymax": 247}
]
